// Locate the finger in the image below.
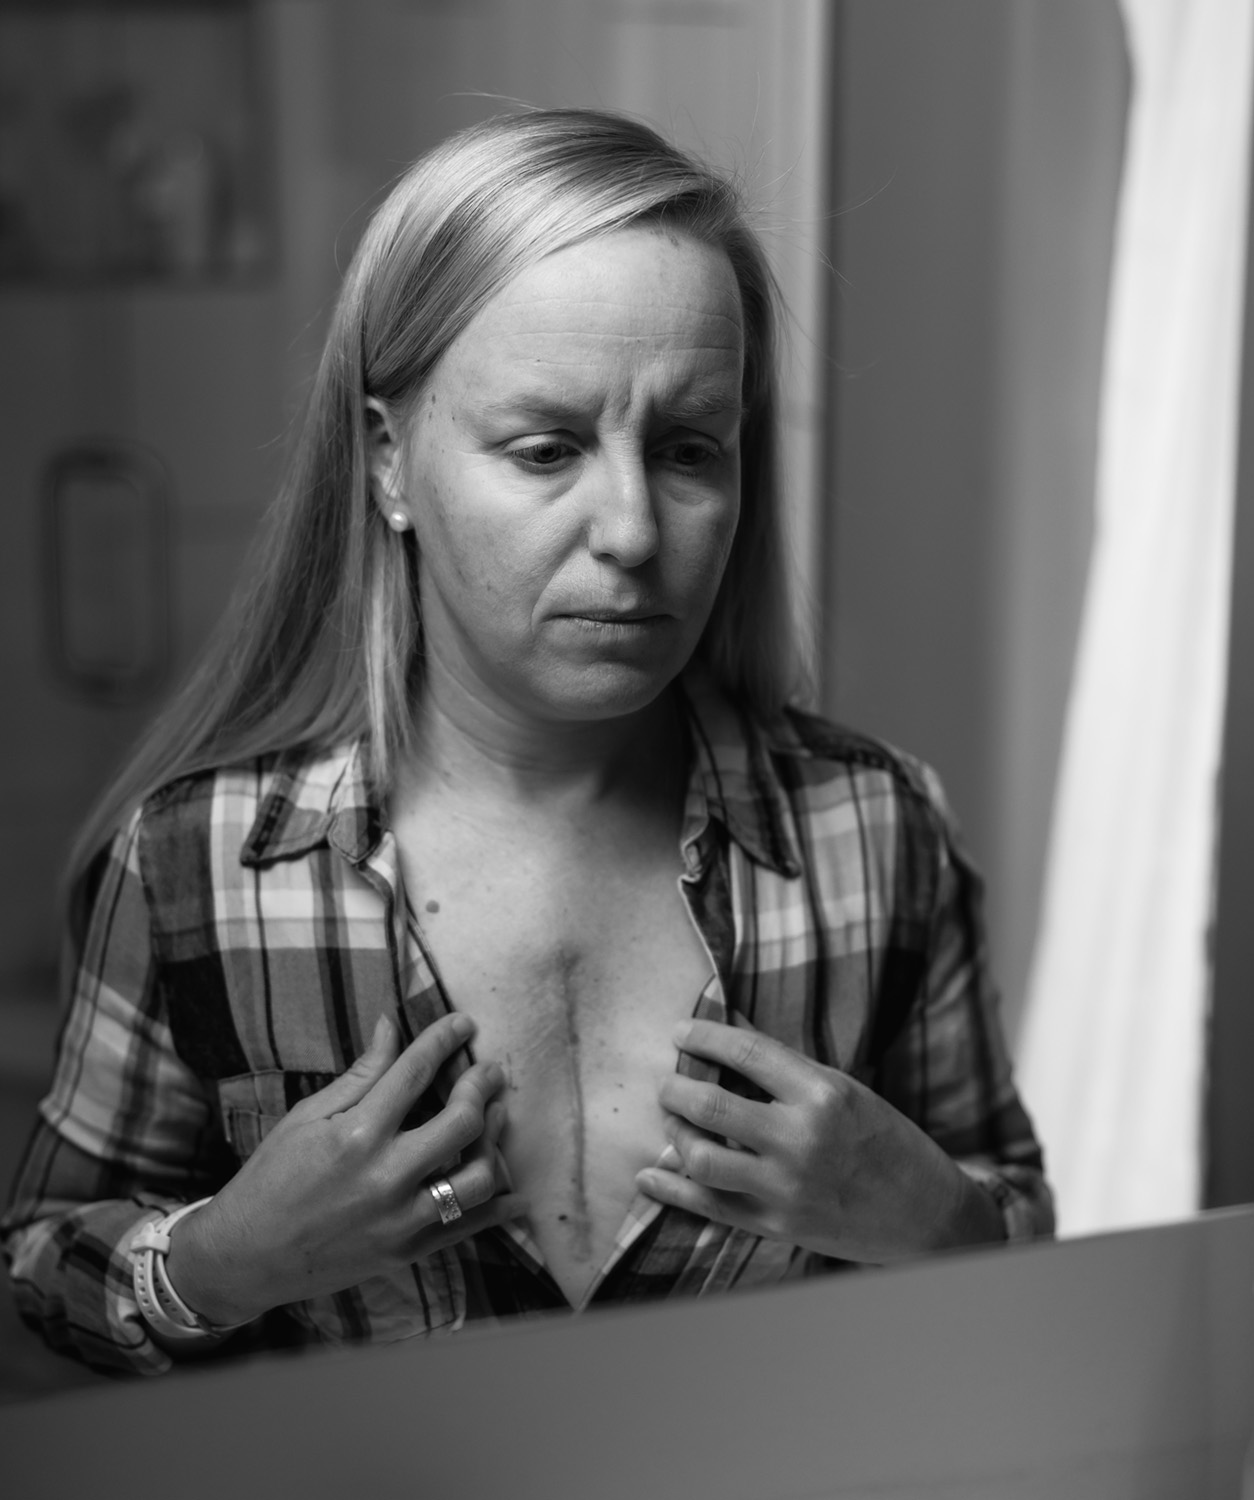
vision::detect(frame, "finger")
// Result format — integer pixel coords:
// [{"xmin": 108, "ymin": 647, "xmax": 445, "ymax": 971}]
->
[
  {"xmin": 305, "ymin": 1014, "xmax": 400, "ymax": 1118},
  {"xmin": 368, "ymin": 1013, "xmax": 476, "ymax": 1132},
  {"xmin": 492, "ymin": 1144, "xmax": 514, "ymax": 1193},
  {"xmin": 400, "ymin": 1060, "xmax": 503, "ymax": 1172},
  {"xmin": 662, "ymin": 1113, "xmax": 766, "ymax": 1193},
  {"xmin": 413, "ymin": 1143, "xmax": 518, "ymax": 1250},
  {"xmin": 635, "ymin": 1166, "xmax": 751, "ymax": 1231},
  {"xmin": 482, "ymin": 1101, "xmax": 515, "ymax": 1190},
  {"xmin": 482, "ymin": 1098, "xmax": 515, "ymax": 1188},
  {"xmin": 425, "ymin": 1143, "xmax": 500, "ymax": 1222},
  {"xmin": 410, "ymin": 1193, "xmax": 530, "ymax": 1261},
  {"xmin": 445, "ymin": 1054, "xmax": 507, "ymax": 1118},
  {"xmin": 657, "ymin": 1074, "xmax": 773, "ymax": 1151},
  {"xmin": 657, "ymin": 1142, "xmax": 683, "ymax": 1172},
  {"xmin": 485, "ymin": 1098, "xmax": 506, "ymax": 1148},
  {"xmin": 673, "ymin": 1019, "xmax": 816, "ymax": 1104},
  {"xmin": 457, "ymin": 1092, "xmax": 507, "ymax": 1163}
]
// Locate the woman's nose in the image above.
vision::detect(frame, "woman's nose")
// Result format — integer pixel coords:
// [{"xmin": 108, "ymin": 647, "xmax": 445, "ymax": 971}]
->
[{"xmin": 586, "ymin": 455, "xmax": 660, "ymax": 568}]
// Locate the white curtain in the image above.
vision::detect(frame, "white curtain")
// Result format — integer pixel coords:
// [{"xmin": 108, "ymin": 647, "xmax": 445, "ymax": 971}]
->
[{"xmin": 1017, "ymin": 0, "xmax": 1254, "ymax": 1237}]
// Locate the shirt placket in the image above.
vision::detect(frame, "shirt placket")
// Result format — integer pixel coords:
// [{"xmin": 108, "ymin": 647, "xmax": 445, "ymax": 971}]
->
[{"xmin": 579, "ymin": 800, "xmax": 735, "ymax": 1308}]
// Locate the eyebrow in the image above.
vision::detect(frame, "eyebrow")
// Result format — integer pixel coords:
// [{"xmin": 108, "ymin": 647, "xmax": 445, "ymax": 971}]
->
[
  {"xmin": 663, "ymin": 389, "xmax": 747, "ymax": 420},
  {"xmin": 480, "ymin": 388, "xmax": 746, "ymax": 424}
]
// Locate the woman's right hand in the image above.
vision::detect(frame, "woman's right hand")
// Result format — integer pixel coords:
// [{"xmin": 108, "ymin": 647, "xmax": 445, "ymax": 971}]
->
[{"xmin": 163, "ymin": 1012, "xmax": 521, "ymax": 1329}]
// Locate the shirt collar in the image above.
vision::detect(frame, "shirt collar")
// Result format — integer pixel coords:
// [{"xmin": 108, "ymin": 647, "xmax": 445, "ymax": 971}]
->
[
  {"xmin": 240, "ymin": 740, "xmax": 384, "ymax": 868},
  {"xmin": 240, "ymin": 675, "xmax": 806, "ymax": 878},
  {"xmin": 677, "ymin": 671, "xmax": 804, "ymax": 879}
]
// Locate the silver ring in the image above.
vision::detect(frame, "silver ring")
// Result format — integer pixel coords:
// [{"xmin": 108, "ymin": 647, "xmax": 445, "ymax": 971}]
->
[{"xmin": 428, "ymin": 1176, "xmax": 463, "ymax": 1225}]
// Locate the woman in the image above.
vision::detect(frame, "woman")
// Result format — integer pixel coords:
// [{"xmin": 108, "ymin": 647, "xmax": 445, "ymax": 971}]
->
[{"xmin": 2, "ymin": 109, "xmax": 1052, "ymax": 1376}]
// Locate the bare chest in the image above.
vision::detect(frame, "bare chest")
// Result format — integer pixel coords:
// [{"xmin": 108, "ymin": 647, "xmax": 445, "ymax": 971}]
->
[{"xmin": 393, "ymin": 812, "xmax": 713, "ymax": 1307}]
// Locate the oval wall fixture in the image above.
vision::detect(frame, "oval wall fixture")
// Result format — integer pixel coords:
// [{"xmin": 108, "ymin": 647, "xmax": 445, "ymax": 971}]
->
[{"xmin": 41, "ymin": 439, "xmax": 170, "ymax": 704}]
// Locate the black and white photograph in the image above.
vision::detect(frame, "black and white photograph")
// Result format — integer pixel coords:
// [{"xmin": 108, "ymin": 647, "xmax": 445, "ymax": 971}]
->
[{"xmin": 0, "ymin": 3, "xmax": 1252, "ymax": 1496}]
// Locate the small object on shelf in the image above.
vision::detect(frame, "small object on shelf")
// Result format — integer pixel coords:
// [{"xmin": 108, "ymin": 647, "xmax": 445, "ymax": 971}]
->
[{"xmin": 0, "ymin": 1, "xmax": 270, "ymax": 285}]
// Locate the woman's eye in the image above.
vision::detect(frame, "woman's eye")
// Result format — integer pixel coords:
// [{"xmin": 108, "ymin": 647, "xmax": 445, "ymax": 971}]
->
[
  {"xmin": 510, "ymin": 440, "xmax": 574, "ymax": 469},
  {"xmin": 663, "ymin": 441, "xmax": 718, "ymax": 469}
]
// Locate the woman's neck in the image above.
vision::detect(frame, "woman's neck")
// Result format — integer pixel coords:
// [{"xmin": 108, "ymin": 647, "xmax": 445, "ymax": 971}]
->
[{"xmin": 398, "ymin": 672, "xmax": 688, "ymax": 817}]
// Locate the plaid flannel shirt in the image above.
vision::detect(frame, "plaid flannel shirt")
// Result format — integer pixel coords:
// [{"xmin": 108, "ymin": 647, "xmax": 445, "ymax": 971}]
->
[{"xmin": 2, "ymin": 677, "xmax": 1052, "ymax": 1375}]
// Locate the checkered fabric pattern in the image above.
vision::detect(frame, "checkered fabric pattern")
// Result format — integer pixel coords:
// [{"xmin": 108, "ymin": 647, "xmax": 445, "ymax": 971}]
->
[{"xmin": 2, "ymin": 677, "xmax": 1052, "ymax": 1375}]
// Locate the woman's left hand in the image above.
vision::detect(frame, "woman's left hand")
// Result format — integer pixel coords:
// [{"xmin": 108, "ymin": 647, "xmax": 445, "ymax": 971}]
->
[{"xmin": 636, "ymin": 1018, "xmax": 1004, "ymax": 1264}]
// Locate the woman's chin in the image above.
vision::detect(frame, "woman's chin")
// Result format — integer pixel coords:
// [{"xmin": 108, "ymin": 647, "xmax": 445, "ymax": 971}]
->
[{"xmin": 509, "ymin": 656, "xmax": 688, "ymax": 726}]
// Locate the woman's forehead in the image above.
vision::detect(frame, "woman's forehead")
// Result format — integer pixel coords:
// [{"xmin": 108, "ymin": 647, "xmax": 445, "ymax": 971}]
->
[{"xmin": 433, "ymin": 228, "xmax": 744, "ymax": 416}]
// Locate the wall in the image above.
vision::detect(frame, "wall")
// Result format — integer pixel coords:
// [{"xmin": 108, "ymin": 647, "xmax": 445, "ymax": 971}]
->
[
  {"xmin": 826, "ymin": 0, "xmax": 1128, "ymax": 1040},
  {"xmin": 0, "ymin": 6, "xmax": 285, "ymax": 997}
]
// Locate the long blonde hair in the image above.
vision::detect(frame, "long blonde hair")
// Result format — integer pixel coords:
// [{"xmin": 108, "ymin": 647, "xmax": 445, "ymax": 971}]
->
[{"xmin": 70, "ymin": 108, "xmax": 799, "ymax": 890}]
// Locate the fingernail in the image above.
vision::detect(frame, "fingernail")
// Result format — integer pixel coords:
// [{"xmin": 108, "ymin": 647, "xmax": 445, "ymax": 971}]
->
[
  {"xmin": 372, "ymin": 1014, "xmax": 392, "ymax": 1048},
  {"xmin": 657, "ymin": 1144, "xmax": 682, "ymax": 1171},
  {"xmin": 494, "ymin": 1148, "xmax": 514, "ymax": 1191},
  {"xmin": 672, "ymin": 1021, "xmax": 691, "ymax": 1047},
  {"xmin": 449, "ymin": 1014, "xmax": 474, "ymax": 1040}
]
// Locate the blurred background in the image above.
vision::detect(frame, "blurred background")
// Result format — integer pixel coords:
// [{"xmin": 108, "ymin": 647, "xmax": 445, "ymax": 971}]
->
[{"xmin": 2, "ymin": 0, "xmax": 1252, "ymax": 1400}]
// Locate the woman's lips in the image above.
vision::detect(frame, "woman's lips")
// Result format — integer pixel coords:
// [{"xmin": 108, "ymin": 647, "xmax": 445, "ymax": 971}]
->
[
  {"xmin": 550, "ymin": 609, "xmax": 670, "ymax": 640},
  {"xmin": 563, "ymin": 609, "xmax": 663, "ymax": 623}
]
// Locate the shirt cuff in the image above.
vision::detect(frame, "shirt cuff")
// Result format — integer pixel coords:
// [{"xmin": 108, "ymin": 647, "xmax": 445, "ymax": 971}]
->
[{"xmin": 956, "ymin": 1160, "xmax": 1055, "ymax": 1243}]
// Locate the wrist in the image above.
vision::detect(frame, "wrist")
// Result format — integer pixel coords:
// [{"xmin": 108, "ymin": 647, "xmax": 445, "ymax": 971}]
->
[
  {"xmin": 930, "ymin": 1163, "xmax": 1007, "ymax": 1251},
  {"xmin": 164, "ymin": 1200, "xmax": 272, "ymax": 1329},
  {"xmin": 131, "ymin": 1199, "xmax": 256, "ymax": 1349}
]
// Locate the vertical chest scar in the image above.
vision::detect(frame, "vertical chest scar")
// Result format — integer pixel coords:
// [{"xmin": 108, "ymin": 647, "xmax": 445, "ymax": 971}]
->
[
  {"xmin": 555, "ymin": 946, "xmax": 593, "ymax": 1258},
  {"xmin": 500, "ymin": 944, "xmax": 600, "ymax": 1260}
]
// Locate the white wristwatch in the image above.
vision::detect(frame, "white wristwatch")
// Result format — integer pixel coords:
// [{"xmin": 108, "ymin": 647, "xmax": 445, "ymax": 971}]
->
[{"xmin": 130, "ymin": 1199, "xmax": 247, "ymax": 1341}]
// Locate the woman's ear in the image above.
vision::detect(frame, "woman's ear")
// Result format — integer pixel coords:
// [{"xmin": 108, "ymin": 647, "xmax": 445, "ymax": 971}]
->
[{"xmin": 365, "ymin": 397, "xmax": 409, "ymax": 527}]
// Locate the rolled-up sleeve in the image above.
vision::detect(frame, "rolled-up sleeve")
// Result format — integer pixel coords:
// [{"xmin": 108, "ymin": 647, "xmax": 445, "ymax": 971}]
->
[{"xmin": 1, "ymin": 812, "xmax": 225, "ymax": 1376}]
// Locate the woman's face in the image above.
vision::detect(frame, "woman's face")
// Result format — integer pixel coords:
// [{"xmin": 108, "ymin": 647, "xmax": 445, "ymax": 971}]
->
[{"xmin": 373, "ymin": 226, "xmax": 744, "ymax": 729}]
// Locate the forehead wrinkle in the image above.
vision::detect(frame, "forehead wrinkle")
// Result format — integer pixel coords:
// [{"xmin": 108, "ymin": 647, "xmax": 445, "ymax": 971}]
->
[
  {"xmin": 473, "ymin": 314, "xmax": 742, "ymax": 364},
  {"xmin": 476, "ymin": 374, "xmax": 744, "ymax": 428},
  {"xmin": 462, "ymin": 333, "xmax": 743, "ymax": 430},
  {"xmin": 501, "ymin": 286, "xmax": 743, "ymax": 323},
  {"xmin": 457, "ymin": 321, "xmax": 741, "ymax": 378},
  {"xmin": 486, "ymin": 315, "xmax": 742, "ymax": 351}
]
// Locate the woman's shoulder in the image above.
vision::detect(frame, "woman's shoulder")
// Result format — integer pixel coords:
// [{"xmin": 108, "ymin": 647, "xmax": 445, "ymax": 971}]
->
[
  {"xmin": 686, "ymin": 673, "xmax": 959, "ymax": 848},
  {"xmin": 136, "ymin": 741, "xmax": 368, "ymax": 870},
  {"xmin": 689, "ymin": 677, "xmax": 967, "ymax": 896},
  {"xmin": 142, "ymin": 741, "xmax": 359, "ymax": 808},
  {"xmin": 769, "ymin": 703, "xmax": 953, "ymax": 820},
  {"xmin": 779, "ymin": 704, "xmax": 933, "ymax": 782},
  {"xmin": 768, "ymin": 703, "xmax": 979, "ymax": 890}
]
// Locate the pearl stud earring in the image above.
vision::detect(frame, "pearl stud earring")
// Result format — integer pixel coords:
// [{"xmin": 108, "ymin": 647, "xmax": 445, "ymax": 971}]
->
[{"xmin": 387, "ymin": 511, "xmax": 410, "ymax": 532}]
